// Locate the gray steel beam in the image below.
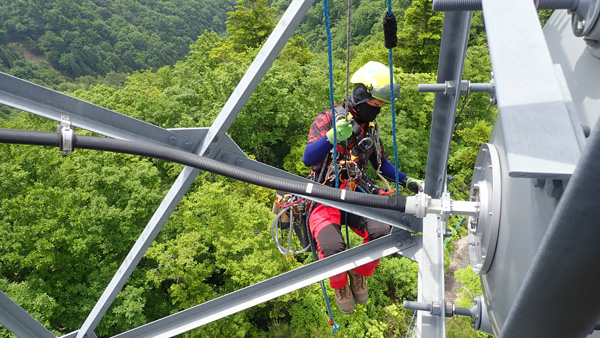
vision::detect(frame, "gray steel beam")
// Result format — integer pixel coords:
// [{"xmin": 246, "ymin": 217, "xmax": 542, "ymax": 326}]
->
[
  {"xmin": 0, "ymin": 72, "xmax": 199, "ymax": 152},
  {"xmin": 499, "ymin": 90, "xmax": 600, "ymax": 337},
  {"xmin": 0, "ymin": 290, "xmax": 55, "ymax": 338},
  {"xmin": 417, "ymin": 10, "xmax": 471, "ymax": 338},
  {"xmin": 416, "ymin": 215, "xmax": 446, "ymax": 337},
  {"xmin": 76, "ymin": 1, "xmax": 316, "ymax": 337},
  {"xmin": 198, "ymin": 0, "xmax": 317, "ymax": 156},
  {"xmin": 423, "ymin": 11, "xmax": 472, "ymax": 199},
  {"xmin": 61, "ymin": 331, "xmax": 98, "ymax": 338},
  {"xmin": 482, "ymin": 0, "xmax": 581, "ymax": 179},
  {"xmin": 111, "ymin": 231, "xmax": 420, "ymax": 338}
]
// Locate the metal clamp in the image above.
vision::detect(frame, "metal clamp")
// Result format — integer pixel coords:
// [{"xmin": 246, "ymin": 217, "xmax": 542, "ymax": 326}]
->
[
  {"xmin": 404, "ymin": 191, "xmax": 479, "ymax": 220},
  {"xmin": 58, "ymin": 115, "xmax": 73, "ymax": 155},
  {"xmin": 418, "ymin": 79, "xmax": 496, "ymax": 104},
  {"xmin": 403, "ymin": 297, "xmax": 492, "ymax": 334},
  {"xmin": 488, "ymin": 72, "xmax": 497, "ymax": 105},
  {"xmin": 403, "ymin": 300, "xmax": 476, "ymax": 318},
  {"xmin": 405, "ymin": 191, "xmax": 430, "ymax": 218}
]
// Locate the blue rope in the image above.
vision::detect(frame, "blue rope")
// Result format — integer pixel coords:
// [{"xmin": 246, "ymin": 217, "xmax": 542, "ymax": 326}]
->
[
  {"xmin": 307, "ymin": 203, "xmax": 339, "ymax": 334},
  {"xmin": 323, "ymin": 0, "xmax": 339, "ymax": 189},
  {"xmin": 355, "ymin": 184, "xmax": 368, "ymax": 194},
  {"xmin": 444, "ymin": 216, "xmax": 466, "ymax": 247},
  {"xmin": 387, "ymin": 0, "xmax": 400, "ymax": 196},
  {"xmin": 320, "ymin": 279, "xmax": 340, "ymax": 335},
  {"xmin": 343, "ymin": 182, "xmax": 373, "ymax": 248},
  {"xmin": 311, "ymin": 238, "xmax": 339, "ymax": 335},
  {"xmin": 345, "ymin": 211, "xmax": 350, "ymax": 249},
  {"xmin": 404, "ymin": 309, "xmax": 417, "ymax": 338}
]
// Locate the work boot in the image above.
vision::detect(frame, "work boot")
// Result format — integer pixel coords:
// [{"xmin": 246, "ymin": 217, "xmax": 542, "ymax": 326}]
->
[
  {"xmin": 348, "ymin": 269, "xmax": 369, "ymax": 304},
  {"xmin": 334, "ymin": 283, "xmax": 355, "ymax": 314}
]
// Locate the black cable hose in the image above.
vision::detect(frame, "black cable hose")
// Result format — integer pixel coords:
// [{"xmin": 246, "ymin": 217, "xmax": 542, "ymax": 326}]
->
[{"xmin": 0, "ymin": 128, "xmax": 407, "ymax": 212}]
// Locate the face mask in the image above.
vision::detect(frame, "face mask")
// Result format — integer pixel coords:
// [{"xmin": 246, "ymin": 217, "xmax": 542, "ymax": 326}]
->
[{"xmin": 355, "ymin": 102, "xmax": 381, "ymax": 123}]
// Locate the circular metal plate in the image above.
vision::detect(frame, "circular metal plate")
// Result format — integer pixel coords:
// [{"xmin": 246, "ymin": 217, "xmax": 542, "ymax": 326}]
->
[{"xmin": 468, "ymin": 143, "xmax": 502, "ymax": 275}]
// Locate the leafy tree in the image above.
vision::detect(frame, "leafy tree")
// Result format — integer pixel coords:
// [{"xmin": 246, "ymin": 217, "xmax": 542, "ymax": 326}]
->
[
  {"xmin": 446, "ymin": 266, "xmax": 492, "ymax": 337},
  {"xmin": 0, "ymin": 0, "xmax": 237, "ymax": 78},
  {"xmin": 227, "ymin": 0, "xmax": 276, "ymax": 52},
  {"xmin": 396, "ymin": 0, "xmax": 444, "ymax": 73},
  {"xmin": 374, "ymin": 71, "xmax": 437, "ymax": 181},
  {"xmin": 0, "ymin": 115, "xmax": 171, "ymax": 335}
]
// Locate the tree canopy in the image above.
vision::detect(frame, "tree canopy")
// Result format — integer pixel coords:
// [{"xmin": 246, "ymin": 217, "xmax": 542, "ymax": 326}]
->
[{"xmin": 0, "ymin": 0, "xmax": 236, "ymax": 79}]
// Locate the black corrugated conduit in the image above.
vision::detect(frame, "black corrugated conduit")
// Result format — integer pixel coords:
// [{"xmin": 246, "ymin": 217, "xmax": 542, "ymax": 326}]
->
[{"xmin": 0, "ymin": 128, "xmax": 407, "ymax": 212}]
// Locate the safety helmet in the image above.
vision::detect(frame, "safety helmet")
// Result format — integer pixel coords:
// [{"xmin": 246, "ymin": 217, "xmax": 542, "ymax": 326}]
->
[{"xmin": 350, "ymin": 61, "xmax": 400, "ymax": 103}]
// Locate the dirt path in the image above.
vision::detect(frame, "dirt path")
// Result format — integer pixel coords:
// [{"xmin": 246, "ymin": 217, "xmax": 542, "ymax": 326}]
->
[{"xmin": 445, "ymin": 235, "xmax": 470, "ymax": 303}]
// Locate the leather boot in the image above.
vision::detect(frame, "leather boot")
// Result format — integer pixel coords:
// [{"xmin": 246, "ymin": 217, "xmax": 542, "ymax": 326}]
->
[
  {"xmin": 334, "ymin": 283, "xmax": 355, "ymax": 314},
  {"xmin": 348, "ymin": 269, "xmax": 369, "ymax": 304}
]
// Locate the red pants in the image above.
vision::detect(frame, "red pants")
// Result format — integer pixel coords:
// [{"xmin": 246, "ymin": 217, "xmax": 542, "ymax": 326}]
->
[{"xmin": 309, "ymin": 203, "xmax": 391, "ymax": 289}]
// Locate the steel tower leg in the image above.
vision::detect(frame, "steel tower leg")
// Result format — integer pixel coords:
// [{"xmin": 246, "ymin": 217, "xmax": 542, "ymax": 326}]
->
[{"xmin": 417, "ymin": 9, "xmax": 472, "ymax": 338}]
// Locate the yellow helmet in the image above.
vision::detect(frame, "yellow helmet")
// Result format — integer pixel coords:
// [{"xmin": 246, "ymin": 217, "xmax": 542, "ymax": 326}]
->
[{"xmin": 350, "ymin": 61, "xmax": 399, "ymax": 103}]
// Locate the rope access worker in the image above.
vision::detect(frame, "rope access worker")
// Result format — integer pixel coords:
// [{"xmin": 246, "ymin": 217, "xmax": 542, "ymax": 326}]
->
[{"xmin": 302, "ymin": 61, "xmax": 422, "ymax": 314}]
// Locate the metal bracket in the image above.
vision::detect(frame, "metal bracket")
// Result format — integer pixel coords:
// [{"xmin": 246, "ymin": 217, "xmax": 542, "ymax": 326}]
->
[
  {"xmin": 418, "ymin": 79, "xmax": 496, "ymax": 104},
  {"xmin": 488, "ymin": 72, "xmax": 497, "ymax": 105},
  {"xmin": 404, "ymin": 191, "xmax": 480, "ymax": 221},
  {"xmin": 468, "ymin": 143, "xmax": 502, "ymax": 275},
  {"xmin": 403, "ymin": 296, "xmax": 493, "ymax": 334},
  {"xmin": 403, "ymin": 300, "xmax": 475, "ymax": 318},
  {"xmin": 403, "ymin": 297, "xmax": 494, "ymax": 336},
  {"xmin": 58, "ymin": 115, "xmax": 74, "ymax": 155},
  {"xmin": 570, "ymin": 0, "xmax": 600, "ymax": 42}
]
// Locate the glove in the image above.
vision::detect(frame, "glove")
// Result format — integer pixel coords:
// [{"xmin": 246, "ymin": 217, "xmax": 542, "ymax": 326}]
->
[
  {"xmin": 405, "ymin": 177, "xmax": 424, "ymax": 194},
  {"xmin": 326, "ymin": 119, "xmax": 353, "ymax": 144}
]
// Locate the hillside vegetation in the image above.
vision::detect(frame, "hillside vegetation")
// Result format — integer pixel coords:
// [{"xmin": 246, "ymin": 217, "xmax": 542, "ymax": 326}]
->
[
  {"xmin": 0, "ymin": 0, "xmax": 236, "ymax": 85},
  {"xmin": 0, "ymin": 0, "xmax": 501, "ymax": 337}
]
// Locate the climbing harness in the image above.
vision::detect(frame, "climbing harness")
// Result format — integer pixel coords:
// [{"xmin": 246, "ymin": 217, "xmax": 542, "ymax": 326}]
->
[{"xmin": 271, "ymin": 192, "xmax": 311, "ymax": 255}]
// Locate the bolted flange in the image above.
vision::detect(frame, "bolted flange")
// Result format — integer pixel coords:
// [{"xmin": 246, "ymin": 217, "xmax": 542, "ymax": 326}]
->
[{"xmin": 468, "ymin": 143, "xmax": 502, "ymax": 275}]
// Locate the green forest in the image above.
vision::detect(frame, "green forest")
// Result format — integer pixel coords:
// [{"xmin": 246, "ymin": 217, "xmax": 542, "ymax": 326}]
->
[
  {"xmin": 0, "ymin": 0, "xmax": 236, "ymax": 87},
  {"xmin": 0, "ymin": 0, "xmax": 548, "ymax": 336}
]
